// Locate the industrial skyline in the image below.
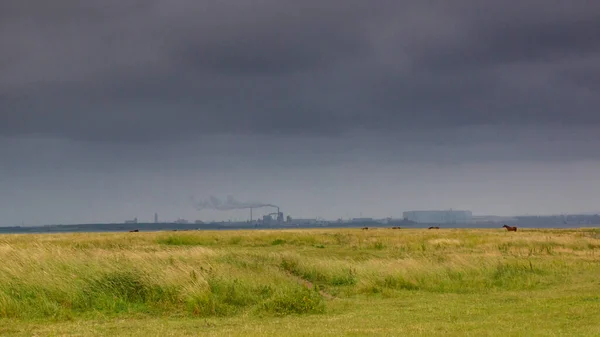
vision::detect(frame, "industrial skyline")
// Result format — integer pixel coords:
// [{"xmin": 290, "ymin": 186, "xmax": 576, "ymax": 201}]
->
[
  {"xmin": 5, "ymin": 201, "xmax": 600, "ymax": 228},
  {"xmin": 52, "ymin": 208, "xmax": 600, "ymax": 228}
]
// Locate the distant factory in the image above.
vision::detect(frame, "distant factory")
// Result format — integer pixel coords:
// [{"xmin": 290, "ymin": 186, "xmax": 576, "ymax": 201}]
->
[
  {"xmin": 403, "ymin": 210, "xmax": 472, "ymax": 224},
  {"xmin": 258, "ymin": 212, "xmax": 284, "ymax": 225}
]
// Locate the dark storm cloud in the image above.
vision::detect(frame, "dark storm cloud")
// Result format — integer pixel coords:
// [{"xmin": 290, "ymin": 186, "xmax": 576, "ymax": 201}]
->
[
  {"xmin": 421, "ymin": 5, "xmax": 600, "ymax": 70},
  {"xmin": 1, "ymin": 0, "xmax": 600, "ymax": 141}
]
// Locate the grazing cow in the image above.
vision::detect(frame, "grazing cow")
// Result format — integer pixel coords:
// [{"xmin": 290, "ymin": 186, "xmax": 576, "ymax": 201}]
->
[
  {"xmin": 428, "ymin": 226, "xmax": 440, "ymax": 229},
  {"xmin": 129, "ymin": 229, "xmax": 139, "ymax": 232},
  {"xmin": 502, "ymin": 225, "xmax": 517, "ymax": 232},
  {"xmin": 362, "ymin": 227, "xmax": 369, "ymax": 230},
  {"xmin": 391, "ymin": 226, "xmax": 401, "ymax": 229}
]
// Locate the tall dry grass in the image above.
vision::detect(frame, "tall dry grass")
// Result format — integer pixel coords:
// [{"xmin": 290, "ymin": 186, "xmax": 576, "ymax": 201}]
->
[{"xmin": 0, "ymin": 228, "xmax": 598, "ymax": 320}]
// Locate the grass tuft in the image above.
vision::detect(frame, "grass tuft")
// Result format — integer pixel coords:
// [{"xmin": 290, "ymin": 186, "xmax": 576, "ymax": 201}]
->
[{"xmin": 259, "ymin": 285, "xmax": 325, "ymax": 315}]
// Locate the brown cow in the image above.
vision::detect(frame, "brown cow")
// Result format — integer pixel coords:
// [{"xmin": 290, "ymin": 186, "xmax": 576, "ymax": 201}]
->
[
  {"xmin": 129, "ymin": 229, "xmax": 139, "ymax": 232},
  {"xmin": 428, "ymin": 226, "xmax": 440, "ymax": 229},
  {"xmin": 362, "ymin": 227, "xmax": 369, "ymax": 230}
]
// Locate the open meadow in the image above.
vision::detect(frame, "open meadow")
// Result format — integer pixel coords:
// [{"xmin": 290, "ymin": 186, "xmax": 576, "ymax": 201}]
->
[{"xmin": 1, "ymin": 228, "xmax": 600, "ymax": 336}]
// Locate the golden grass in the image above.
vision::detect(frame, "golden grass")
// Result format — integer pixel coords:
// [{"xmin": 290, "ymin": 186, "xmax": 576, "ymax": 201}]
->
[{"xmin": 1, "ymin": 228, "xmax": 599, "ymax": 336}]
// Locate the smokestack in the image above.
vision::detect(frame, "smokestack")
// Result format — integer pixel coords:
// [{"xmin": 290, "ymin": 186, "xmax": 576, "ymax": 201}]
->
[
  {"xmin": 194, "ymin": 195, "xmax": 278, "ymax": 212},
  {"xmin": 250, "ymin": 207, "xmax": 253, "ymax": 223}
]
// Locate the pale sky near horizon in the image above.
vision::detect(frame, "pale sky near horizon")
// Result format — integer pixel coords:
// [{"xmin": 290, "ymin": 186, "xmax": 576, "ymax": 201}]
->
[{"xmin": 1, "ymin": 1, "xmax": 600, "ymax": 225}]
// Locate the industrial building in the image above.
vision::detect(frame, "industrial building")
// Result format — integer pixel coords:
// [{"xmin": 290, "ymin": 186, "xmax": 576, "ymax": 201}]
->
[
  {"xmin": 403, "ymin": 210, "xmax": 472, "ymax": 224},
  {"xmin": 289, "ymin": 218, "xmax": 318, "ymax": 225}
]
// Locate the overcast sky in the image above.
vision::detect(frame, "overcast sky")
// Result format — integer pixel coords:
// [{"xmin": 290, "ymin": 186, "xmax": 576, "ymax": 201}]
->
[{"xmin": 1, "ymin": 1, "xmax": 600, "ymax": 225}]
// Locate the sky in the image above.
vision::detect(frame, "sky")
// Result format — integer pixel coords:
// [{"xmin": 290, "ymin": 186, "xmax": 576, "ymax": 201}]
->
[{"xmin": 1, "ymin": 1, "xmax": 600, "ymax": 225}]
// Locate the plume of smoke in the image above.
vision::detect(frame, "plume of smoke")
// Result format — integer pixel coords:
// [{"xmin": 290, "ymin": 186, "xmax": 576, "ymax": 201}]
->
[{"xmin": 193, "ymin": 195, "xmax": 277, "ymax": 211}]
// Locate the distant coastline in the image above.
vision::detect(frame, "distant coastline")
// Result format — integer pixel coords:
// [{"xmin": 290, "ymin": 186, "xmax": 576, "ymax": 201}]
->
[{"xmin": 1, "ymin": 219, "xmax": 598, "ymax": 234}]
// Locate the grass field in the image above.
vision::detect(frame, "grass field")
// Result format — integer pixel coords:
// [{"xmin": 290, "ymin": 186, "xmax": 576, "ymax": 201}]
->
[{"xmin": 1, "ymin": 228, "xmax": 600, "ymax": 336}]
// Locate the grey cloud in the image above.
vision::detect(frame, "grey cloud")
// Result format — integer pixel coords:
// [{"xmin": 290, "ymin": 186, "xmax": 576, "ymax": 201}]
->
[
  {"xmin": 4, "ymin": 1, "xmax": 600, "ymax": 226},
  {"xmin": 421, "ymin": 4, "xmax": 600, "ymax": 70},
  {"xmin": 1, "ymin": 0, "xmax": 600, "ymax": 142},
  {"xmin": 2, "ymin": 125, "xmax": 600, "ymax": 176}
]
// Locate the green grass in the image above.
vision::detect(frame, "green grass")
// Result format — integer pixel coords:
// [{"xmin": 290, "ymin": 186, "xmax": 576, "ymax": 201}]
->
[{"xmin": 1, "ymin": 228, "xmax": 600, "ymax": 336}]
